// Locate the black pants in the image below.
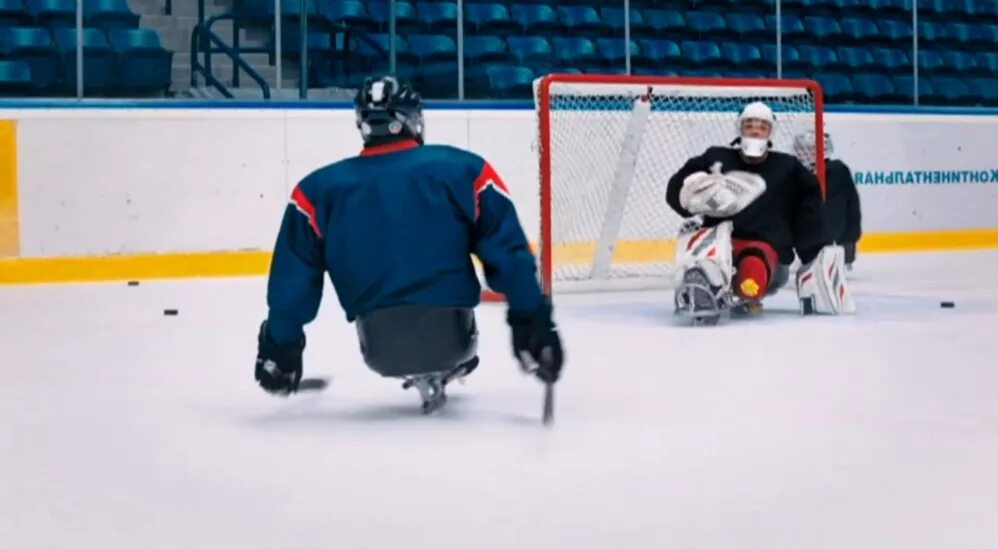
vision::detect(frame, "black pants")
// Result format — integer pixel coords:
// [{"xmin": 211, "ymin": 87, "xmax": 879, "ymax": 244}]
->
[{"xmin": 355, "ymin": 305, "xmax": 477, "ymax": 378}]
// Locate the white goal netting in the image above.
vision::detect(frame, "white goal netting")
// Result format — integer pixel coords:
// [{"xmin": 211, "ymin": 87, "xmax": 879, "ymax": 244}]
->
[{"xmin": 536, "ymin": 75, "xmax": 823, "ymax": 294}]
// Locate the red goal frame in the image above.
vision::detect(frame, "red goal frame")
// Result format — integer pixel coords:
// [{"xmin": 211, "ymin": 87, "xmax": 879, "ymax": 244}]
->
[{"xmin": 485, "ymin": 73, "xmax": 825, "ymax": 302}]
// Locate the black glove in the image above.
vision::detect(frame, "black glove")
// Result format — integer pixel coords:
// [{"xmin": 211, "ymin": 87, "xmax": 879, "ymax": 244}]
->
[
  {"xmin": 844, "ymin": 242, "xmax": 857, "ymax": 267},
  {"xmin": 507, "ymin": 302, "xmax": 563, "ymax": 384},
  {"xmin": 255, "ymin": 321, "xmax": 304, "ymax": 395}
]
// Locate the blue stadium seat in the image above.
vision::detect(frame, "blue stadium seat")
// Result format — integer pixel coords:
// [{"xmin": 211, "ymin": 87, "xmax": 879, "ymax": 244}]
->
[
  {"xmin": 976, "ymin": 51, "xmax": 998, "ymax": 73},
  {"xmin": 636, "ymin": 39, "xmax": 682, "ymax": 66},
  {"xmin": 594, "ymin": 37, "xmax": 638, "ymax": 67},
  {"xmin": 26, "ymin": 0, "xmax": 73, "ymax": 28},
  {"xmin": 487, "ymin": 65, "xmax": 533, "ymax": 98},
  {"xmin": 685, "ymin": 11, "xmax": 728, "ymax": 38},
  {"xmin": 108, "ymin": 29, "xmax": 171, "ymax": 94},
  {"xmin": 878, "ymin": 19, "xmax": 914, "ymax": 43},
  {"xmin": 790, "ymin": 0, "xmax": 839, "ymax": 14},
  {"xmin": 836, "ymin": 47, "xmax": 876, "ymax": 70},
  {"xmin": 353, "ymin": 33, "xmax": 412, "ymax": 65},
  {"xmin": 798, "ymin": 45, "xmax": 840, "ymax": 70},
  {"xmin": 464, "ymin": 3, "xmax": 516, "ymax": 35},
  {"xmin": 84, "ymin": 0, "xmax": 139, "ymax": 30},
  {"xmin": 680, "ymin": 40, "xmax": 723, "ymax": 66},
  {"xmin": 600, "ymin": 8, "xmax": 650, "ymax": 36},
  {"xmin": 918, "ymin": 0, "xmax": 946, "ymax": 14},
  {"xmin": 852, "ymin": 73, "xmax": 895, "ymax": 103},
  {"xmin": 938, "ymin": 50, "xmax": 978, "ymax": 74},
  {"xmin": 870, "ymin": 47, "xmax": 911, "ymax": 71},
  {"xmin": 941, "ymin": 0, "xmax": 976, "ymax": 17},
  {"xmin": 677, "ymin": 68, "xmax": 723, "ymax": 78},
  {"xmin": 643, "ymin": 9, "xmax": 684, "ymax": 38},
  {"xmin": 275, "ymin": 25, "xmax": 331, "ymax": 57},
  {"xmin": 0, "ymin": 0, "xmax": 29, "ymax": 27},
  {"xmin": 367, "ymin": 1, "xmax": 419, "ymax": 33},
  {"xmin": 943, "ymin": 23, "xmax": 976, "ymax": 46},
  {"xmin": 727, "ymin": 13, "xmax": 768, "ymax": 40},
  {"xmin": 917, "ymin": 21, "xmax": 947, "ymax": 43},
  {"xmin": 556, "ymin": 6, "xmax": 610, "ymax": 36},
  {"xmin": 970, "ymin": 0, "xmax": 997, "ymax": 17},
  {"xmin": 319, "ymin": 0, "xmax": 374, "ymax": 30},
  {"xmin": 239, "ymin": 0, "xmax": 324, "ymax": 26},
  {"xmin": 417, "ymin": 2, "xmax": 457, "ymax": 34},
  {"xmin": 967, "ymin": 77, "xmax": 998, "ymax": 105},
  {"xmin": 53, "ymin": 27, "xmax": 115, "ymax": 92},
  {"xmin": 975, "ymin": 24, "xmax": 998, "ymax": 46},
  {"xmin": 892, "ymin": 74, "xmax": 933, "ymax": 103},
  {"xmin": 917, "ymin": 50, "xmax": 945, "ymax": 72},
  {"xmin": 839, "ymin": 18, "xmax": 880, "ymax": 43},
  {"xmin": 509, "ymin": 4, "xmax": 560, "ymax": 35},
  {"xmin": 764, "ymin": 14, "xmax": 808, "ymax": 39},
  {"xmin": 407, "ymin": 34, "xmax": 455, "ymax": 62},
  {"xmin": 930, "ymin": 76, "xmax": 973, "ymax": 104},
  {"xmin": 761, "ymin": 44, "xmax": 804, "ymax": 69},
  {"xmin": 550, "ymin": 37, "xmax": 598, "ymax": 66},
  {"xmin": 803, "ymin": 16, "xmax": 843, "ymax": 42},
  {"xmin": 0, "ymin": 59, "xmax": 30, "ymax": 95},
  {"xmin": 0, "ymin": 26, "xmax": 57, "ymax": 88},
  {"xmin": 813, "ymin": 72, "xmax": 854, "ymax": 102},
  {"xmin": 868, "ymin": 0, "xmax": 914, "ymax": 14},
  {"xmin": 631, "ymin": 66, "xmax": 678, "ymax": 77},
  {"xmin": 721, "ymin": 42, "xmax": 764, "ymax": 66},
  {"xmin": 463, "ymin": 35, "xmax": 507, "ymax": 63},
  {"xmin": 891, "ymin": 74, "xmax": 935, "ymax": 103},
  {"xmin": 505, "ymin": 36, "xmax": 552, "ymax": 65}
]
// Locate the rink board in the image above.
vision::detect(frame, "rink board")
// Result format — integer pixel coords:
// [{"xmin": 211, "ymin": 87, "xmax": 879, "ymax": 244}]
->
[{"xmin": 0, "ymin": 104, "xmax": 996, "ymax": 284}]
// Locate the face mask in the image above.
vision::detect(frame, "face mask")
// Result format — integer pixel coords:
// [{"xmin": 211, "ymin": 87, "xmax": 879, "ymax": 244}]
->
[{"xmin": 740, "ymin": 137, "xmax": 769, "ymax": 158}]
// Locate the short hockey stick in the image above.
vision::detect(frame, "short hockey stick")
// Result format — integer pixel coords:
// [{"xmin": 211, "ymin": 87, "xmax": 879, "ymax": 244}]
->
[{"xmin": 542, "ymin": 382, "xmax": 554, "ymax": 426}]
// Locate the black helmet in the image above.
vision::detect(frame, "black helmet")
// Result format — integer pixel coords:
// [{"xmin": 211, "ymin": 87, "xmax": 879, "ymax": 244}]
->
[{"xmin": 354, "ymin": 75, "xmax": 424, "ymax": 145}]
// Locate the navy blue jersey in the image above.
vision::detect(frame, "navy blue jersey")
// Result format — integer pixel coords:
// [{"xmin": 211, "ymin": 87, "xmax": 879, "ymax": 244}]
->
[{"xmin": 265, "ymin": 139, "xmax": 543, "ymax": 346}]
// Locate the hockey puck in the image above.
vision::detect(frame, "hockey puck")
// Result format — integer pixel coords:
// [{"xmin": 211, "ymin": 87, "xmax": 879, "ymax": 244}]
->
[
  {"xmin": 163, "ymin": 309, "xmax": 179, "ymax": 316},
  {"xmin": 127, "ymin": 280, "xmax": 139, "ymax": 287},
  {"xmin": 940, "ymin": 301, "xmax": 955, "ymax": 309}
]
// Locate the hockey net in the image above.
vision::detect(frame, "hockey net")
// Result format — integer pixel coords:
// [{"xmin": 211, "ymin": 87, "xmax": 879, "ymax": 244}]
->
[{"xmin": 534, "ymin": 74, "xmax": 824, "ymax": 295}]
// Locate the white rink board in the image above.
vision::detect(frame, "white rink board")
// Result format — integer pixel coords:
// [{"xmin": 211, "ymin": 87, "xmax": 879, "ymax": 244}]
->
[{"xmin": 1, "ymin": 107, "xmax": 996, "ymax": 258}]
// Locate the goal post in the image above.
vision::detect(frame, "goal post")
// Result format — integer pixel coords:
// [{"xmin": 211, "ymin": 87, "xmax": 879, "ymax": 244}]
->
[{"xmin": 535, "ymin": 73, "xmax": 825, "ymax": 296}]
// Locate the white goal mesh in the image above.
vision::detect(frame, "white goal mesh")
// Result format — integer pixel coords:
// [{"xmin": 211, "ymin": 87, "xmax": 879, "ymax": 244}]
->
[{"xmin": 535, "ymin": 75, "xmax": 824, "ymax": 294}]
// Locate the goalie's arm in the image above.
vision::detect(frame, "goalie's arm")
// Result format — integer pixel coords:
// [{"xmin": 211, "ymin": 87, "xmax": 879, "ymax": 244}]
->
[
  {"xmin": 665, "ymin": 153, "xmax": 712, "ymax": 218},
  {"xmin": 791, "ymin": 161, "xmax": 830, "ymax": 265}
]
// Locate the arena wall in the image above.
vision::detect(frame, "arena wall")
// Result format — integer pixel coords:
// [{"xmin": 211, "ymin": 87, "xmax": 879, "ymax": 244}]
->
[{"xmin": 0, "ymin": 103, "xmax": 996, "ymax": 284}]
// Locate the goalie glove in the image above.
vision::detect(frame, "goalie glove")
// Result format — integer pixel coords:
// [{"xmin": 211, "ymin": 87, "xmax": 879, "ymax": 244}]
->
[
  {"xmin": 796, "ymin": 246, "xmax": 856, "ymax": 315},
  {"xmin": 679, "ymin": 162, "xmax": 766, "ymax": 218}
]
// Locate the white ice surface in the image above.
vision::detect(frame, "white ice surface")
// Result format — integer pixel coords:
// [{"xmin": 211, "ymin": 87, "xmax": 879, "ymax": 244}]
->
[{"xmin": 3, "ymin": 251, "xmax": 998, "ymax": 549}]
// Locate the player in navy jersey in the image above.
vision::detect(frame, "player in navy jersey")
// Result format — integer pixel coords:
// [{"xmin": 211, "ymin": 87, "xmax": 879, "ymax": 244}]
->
[{"xmin": 253, "ymin": 75, "xmax": 563, "ymax": 412}]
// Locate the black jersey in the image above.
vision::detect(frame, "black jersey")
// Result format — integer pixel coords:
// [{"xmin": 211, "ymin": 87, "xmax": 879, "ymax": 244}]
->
[
  {"xmin": 824, "ymin": 158, "xmax": 862, "ymax": 245},
  {"xmin": 666, "ymin": 146, "xmax": 828, "ymax": 265}
]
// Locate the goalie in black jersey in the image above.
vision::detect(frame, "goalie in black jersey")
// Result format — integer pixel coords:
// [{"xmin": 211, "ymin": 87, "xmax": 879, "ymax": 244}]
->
[
  {"xmin": 794, "ymin": 130, "xmax": 862, "ymax": 270},
  {"xmin": 665, "ymin": 101, "xmax": 855, "ymax": 325}
]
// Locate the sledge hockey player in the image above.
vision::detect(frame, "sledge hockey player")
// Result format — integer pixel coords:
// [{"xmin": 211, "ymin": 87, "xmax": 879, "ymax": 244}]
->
[
  {"xmin": 665, "ymin": 101, "xmax": 855, "ymax": 325},
  {"xmin": 253, "ymin": 75, "xmax": 563, "ymax": 412},
  {"xmin": 794, "ymin": 130, "xmax": 862, "ymax": 269}
]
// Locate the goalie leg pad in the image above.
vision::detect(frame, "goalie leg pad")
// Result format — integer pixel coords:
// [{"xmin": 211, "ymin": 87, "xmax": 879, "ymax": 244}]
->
[
  {"xmin": 796, "ymin": 246, "xmax": 856, "ymax": 315},
  {"xmin": 732, "ymin": 239, "xmax": 779, "ymax": 300},
  {"xmin": 675, "ymin": 222, "xmax": 734, "ymax": 321}
]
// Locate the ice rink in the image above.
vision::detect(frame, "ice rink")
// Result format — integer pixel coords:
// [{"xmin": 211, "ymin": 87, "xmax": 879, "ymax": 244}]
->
[{"xmin": 3, "ymin": 250, "xmax": 998, "ymax": 549}]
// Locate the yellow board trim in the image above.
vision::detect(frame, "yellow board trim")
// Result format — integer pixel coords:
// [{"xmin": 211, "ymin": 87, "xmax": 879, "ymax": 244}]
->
[
  {"xmin": 0, "ymin": 120, "xmax": 18, "ymax": 257},
  {"xmin": 2, "ymin": 227, "xmax": 998, "ymax": 285}
]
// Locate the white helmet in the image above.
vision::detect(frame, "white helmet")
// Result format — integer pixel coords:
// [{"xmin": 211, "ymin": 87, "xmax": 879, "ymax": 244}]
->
[
  {"xmin": 736, "ymin": 101, "xmax": 775, "ymax": 158},
  {"xmin": 794, "ymin": 130, "xmax": 834, "ymax": 168}
]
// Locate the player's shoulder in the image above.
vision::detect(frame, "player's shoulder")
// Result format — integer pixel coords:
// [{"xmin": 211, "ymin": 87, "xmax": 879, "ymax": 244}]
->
[
  {"xmin": 418, "ymin": 143, "xmax": 487, "ymax": 167},
  {"xmin": 701, "ymin": 145, "xmax": 739, "ymax": 159}
]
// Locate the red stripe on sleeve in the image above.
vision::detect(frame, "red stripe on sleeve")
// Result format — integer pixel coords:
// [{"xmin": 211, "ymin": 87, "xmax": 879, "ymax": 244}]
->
[
  {"xmin": 291, "ymin": 186, "xmax": 322, "ymax": 238},
  {"xmin": 472, "ymin": 161, "xmax": 511, "ymax": 218}
]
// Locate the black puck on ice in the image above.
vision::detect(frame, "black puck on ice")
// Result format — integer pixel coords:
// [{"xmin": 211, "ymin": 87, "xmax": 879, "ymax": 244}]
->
[
  {"xmin": 940, "ymin": 301, "xmax": 955, "ymax": 309},
  {"xmin": 163, "ymin": 309, "xmax": 179, "ymax": 316},
  {"xmin": 127, "ymin": 280, "xmax": 139, "ymax": 287}
]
